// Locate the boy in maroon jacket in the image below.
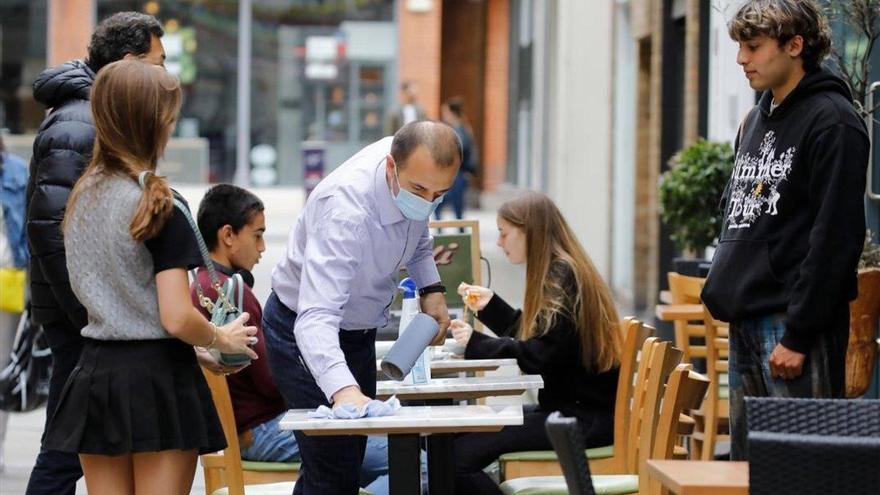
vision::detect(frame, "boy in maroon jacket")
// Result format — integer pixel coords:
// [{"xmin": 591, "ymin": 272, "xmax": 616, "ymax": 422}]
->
[{"xmin": 191, "ymin": 185, "xmax": 391, "ymax": 491}]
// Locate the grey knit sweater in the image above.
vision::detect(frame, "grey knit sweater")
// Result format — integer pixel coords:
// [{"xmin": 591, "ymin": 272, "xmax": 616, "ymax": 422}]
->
[{"xmin": 64, "ymin": 173, "xmax": 172, "ymax": 340}]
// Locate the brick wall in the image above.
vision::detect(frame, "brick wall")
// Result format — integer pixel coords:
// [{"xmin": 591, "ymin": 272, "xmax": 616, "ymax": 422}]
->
[
  {"xmin": 48, "ymin": 0, "xmax": 94, "ymax": 66},
  {"xmin": 481, "ymin": 0, "xmax": 509, "ymax": 190},
  {"xmin": 397, "ymin": 0, "xmax": 443, "ymax": 119}
]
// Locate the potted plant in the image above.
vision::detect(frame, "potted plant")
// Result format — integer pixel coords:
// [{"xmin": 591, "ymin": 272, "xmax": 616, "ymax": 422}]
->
[
  {"xmin": 846, "ymin": 231, "xmax": 880, "ymax": 397},
  {"xmin": 659, "ymin": 139, "xmax": 735, "ymax": 276}
]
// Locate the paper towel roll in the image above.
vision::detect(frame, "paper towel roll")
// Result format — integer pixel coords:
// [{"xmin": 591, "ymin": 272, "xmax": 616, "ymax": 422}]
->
[{"xmin": 380, "ymin": 313, "xmax": 439, "ymax": 381}]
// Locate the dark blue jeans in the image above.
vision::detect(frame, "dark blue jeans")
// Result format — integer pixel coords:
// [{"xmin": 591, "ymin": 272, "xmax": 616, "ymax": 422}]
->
[
  {"xmin": 26, "ymin": 321, "xmax": 84, "ymax": 495},
  {"xmin": 262, "ymin": 291, "xmax": 377, "ymax": 495},
  {"xmin": 727, "ymin": 307, "xmax": 848, "ymax": 460}
]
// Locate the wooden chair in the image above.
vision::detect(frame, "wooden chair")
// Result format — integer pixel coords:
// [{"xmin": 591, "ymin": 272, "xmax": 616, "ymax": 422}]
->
[
  {"xmin": 642, "ymin": 366, "xmax": 710, "ymax": 495},
  {"xmin": 199, "ymin": 367, "xmax": 299, "ymax": 495},
  {"xmin": 499, "ymin": 344, "xmax": 706, "ymax": 495},
  {"xmin": 689, "ymin": 307, "xmax": 731, "ymax": 460},
  {"xmin": 666, "ymin": 272, "xmax": 707, "ymax": 363},
  {"xmin": 498, "ymin": 318, "xmax": 653, "ymax": 479}
]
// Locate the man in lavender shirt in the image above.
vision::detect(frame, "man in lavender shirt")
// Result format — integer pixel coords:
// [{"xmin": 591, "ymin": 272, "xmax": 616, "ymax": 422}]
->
[{"xmin": 263, "ymin": 121, "xmax": 461, "ymax": 494}]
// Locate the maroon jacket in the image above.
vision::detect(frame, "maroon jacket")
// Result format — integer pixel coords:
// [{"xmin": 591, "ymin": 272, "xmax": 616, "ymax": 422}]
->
[{"xmin": 191, "ymin": 263, "xmax": 285, "ymax": 433}]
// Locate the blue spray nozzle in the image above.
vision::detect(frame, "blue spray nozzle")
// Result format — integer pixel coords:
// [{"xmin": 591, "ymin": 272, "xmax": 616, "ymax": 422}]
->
[{"xmin": 398, "ymin": 278, "xmax": 418, "ymax": 299}]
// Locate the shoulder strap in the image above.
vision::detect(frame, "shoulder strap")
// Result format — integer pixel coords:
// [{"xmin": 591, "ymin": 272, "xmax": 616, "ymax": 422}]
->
[{"xmin": 173, "ymin": 198, "xmax": 235, "ymax": 313}]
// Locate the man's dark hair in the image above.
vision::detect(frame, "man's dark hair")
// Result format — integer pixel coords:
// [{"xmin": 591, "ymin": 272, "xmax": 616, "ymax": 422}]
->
[
  {"xmin": 86, "ymin": 12, "xmax": 164, "ymax": 73},
  {"xmin": 391, "ymin": 120, "xmax": 462, "ymax": 169},
  {"xmin": 197, "ymin": 184, "xmax": 265, "ymax": 251},
  {"xmin": 728, "ymin": 0, "xmax": 831, "ymax": 72}
]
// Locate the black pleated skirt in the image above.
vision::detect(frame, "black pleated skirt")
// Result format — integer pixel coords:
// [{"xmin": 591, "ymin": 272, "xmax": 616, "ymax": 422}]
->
[{"xmin": 43, "ymin": 337, "xmax": 226, "ymax": 456}]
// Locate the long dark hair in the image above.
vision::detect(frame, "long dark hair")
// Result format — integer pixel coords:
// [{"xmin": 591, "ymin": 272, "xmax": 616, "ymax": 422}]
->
[
  {"xmin": 499, "ymin": 192, "xmax": 622, "ymax": 372},
  {"xmin": 65, "ymin": 60, "xmax": 181, "ymax": 241}
]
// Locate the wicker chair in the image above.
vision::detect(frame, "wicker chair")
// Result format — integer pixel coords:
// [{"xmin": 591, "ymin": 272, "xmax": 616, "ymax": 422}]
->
[{"xmin": 746, "ymin": 397, "xmax": 880, "ymax": 495}]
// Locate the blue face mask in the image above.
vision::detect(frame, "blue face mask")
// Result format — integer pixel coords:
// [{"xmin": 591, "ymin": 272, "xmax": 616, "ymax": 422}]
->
[{"xmin": 392, "ymin": 164, "xmax": 445, "ymax": 221}]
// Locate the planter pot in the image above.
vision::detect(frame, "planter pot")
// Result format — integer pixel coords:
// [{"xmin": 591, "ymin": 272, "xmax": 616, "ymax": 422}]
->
[
  {"xmin": 845, "ymin": 268, "xmax": 880, "ymax": 398},
  {"xmin": 673, "ymin": 257, "xmax": 711, "ymax": 278}
]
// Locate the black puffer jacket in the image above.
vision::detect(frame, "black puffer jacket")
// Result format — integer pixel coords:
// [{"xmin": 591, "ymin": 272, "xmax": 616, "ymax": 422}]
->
[{"xmin": 26, "ymin": 60, "xmax": 95, "ymax": 331}]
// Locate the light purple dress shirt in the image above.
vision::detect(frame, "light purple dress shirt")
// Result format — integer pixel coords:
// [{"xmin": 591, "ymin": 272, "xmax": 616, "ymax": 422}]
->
[{"xmin": 271, "ymin": 137, "xmax": 441, "ymax": 401}]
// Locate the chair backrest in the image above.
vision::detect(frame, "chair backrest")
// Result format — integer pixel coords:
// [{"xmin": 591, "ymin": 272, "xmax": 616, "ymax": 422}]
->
[
  {"xmin": 625, "ymin": 339, "xmax": 683, "ymax": 473},
  {"xmin": 200, "ymin": 367, "xmax": 246, "ymax": 495},
  {"xmin": 745, "ymin": 397, "xmax": 880, "ymax": 436},
  {"xmin": 651, "ymin": 366, "xmax": 710, "ymax": 460},
  {"xmin": 611, "ymin": 318, "xmax": 653, "ymax": 467},
  {"xmin": 641, "ymin": 365, "xmax": 710, "ymax": 495},
  {"xmin": 703, "ymin": 307, "xmax": 729, "ymax": 405},
  {"xmin": 749, "ymin": 431, "xmax": 880, "ymax": 495},
  {"xmin": 667, "ymin": 272, "xmax": 707, "ymax": 362},
  {"xmin": 545, "ymin": 411, "xmax": 596, "ymax": 495}
]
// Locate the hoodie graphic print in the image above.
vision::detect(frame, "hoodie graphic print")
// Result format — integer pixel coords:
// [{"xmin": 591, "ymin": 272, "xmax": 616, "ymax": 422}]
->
[{"xmin": 726, "ymin": 130, "xmax": 795, "ymax": 230}]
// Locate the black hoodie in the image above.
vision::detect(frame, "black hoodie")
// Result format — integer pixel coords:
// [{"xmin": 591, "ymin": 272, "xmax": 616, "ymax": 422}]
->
[
  {"xmin": 26, "ymin": 60, "xmax": 95, "ymax": 333},
  {"xmin": 701, "ymin": 68, "xmax": 868, "ymax": 354}
]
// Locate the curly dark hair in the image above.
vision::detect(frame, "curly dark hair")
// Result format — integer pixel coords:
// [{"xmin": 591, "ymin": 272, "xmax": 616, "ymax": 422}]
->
[
  {"xmin": 728, "ymin": 0, "xmax": 832, "ymax": 72},
  {"xmin": 86, "ymin": 12, "xmax": 164, "ymax": 73}
]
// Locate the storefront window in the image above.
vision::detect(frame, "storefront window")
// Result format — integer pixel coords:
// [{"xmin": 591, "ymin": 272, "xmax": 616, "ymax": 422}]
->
[
  {"xmin": 0, "ymin": 0, "xmax": 49, "ymax": 135},
  {"xmin": 96, "ymin": 0, "xmax": 396, "ymax": 184}
]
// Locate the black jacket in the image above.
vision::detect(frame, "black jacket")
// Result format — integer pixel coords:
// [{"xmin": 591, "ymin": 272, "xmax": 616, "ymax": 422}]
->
[
  {"xmin": 701, "ymin": 68, "xmax": 868, "ymax": 353},
  {"xmin": 466, "ymin": 265, "xmax": 619, "ymax": 432},
  {"xmin": 26, "ymin": 60, "xmax": 95, "ymax": 331}
]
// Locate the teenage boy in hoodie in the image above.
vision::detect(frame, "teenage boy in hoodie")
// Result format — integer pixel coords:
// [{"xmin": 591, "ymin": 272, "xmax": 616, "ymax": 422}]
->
[{"xmin": 701, "ymin": 0, "xmax": 868, "ymax": 460}]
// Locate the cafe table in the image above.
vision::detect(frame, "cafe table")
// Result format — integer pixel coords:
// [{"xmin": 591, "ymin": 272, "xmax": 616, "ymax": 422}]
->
[
  {"xmin": 376, "ymin": 357, "xmax": 519, "ymax": 376},
  {"xmin": 646, "ymin": 460, "xmax": 748, "ymax": 495},
  {"xmin": 376, "ymin": 374, "xmax": 544, "ymax": 402},
  {"xmin": 280, "ymin": 404, "xmax": 524, "ymax": 495},
  {"xmin": 376, "ymin": 374, "xmax": 542, "ymax": 493},
  {"xmin": 655, "ymin": 303, "xmax": 704, "ymax": 321}
]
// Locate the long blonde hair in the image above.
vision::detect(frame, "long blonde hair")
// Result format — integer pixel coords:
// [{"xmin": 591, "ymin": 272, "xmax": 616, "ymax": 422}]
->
[
  {"xmin": 499, "ymin": 192, "xmax": 621, "ymax": 372},
  {"xmin": 65, "ymin": 59, "xmax": 181, "ymax": 241}
]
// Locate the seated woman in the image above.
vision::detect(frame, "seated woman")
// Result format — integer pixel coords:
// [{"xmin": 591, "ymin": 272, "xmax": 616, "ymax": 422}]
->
[{"xmin": 450, "ymin": 192, "xmax": 622, "ymax": 495}]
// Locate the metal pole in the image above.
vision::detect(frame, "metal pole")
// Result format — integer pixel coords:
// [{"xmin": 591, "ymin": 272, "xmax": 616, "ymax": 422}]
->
[
  {"xmin": 866, "ymin": 82, "xmax": 880, "ymax": 201},
  {"xmin": 235, "ymin": 0, "xmax": 252, "ymax": 186}
]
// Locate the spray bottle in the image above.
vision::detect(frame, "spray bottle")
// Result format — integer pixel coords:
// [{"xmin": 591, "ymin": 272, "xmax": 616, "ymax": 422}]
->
[{"xmin": 398, "ymin": 278, "xmax": 432, "ymax": 384}]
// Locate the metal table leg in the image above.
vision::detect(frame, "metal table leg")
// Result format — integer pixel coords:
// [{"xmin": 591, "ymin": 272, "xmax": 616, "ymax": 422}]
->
[
  {"xmin": 388, "ymin": 433, "xmax": 423, "ymax": 495},
  {"xmin": 427, "ymin": 432, "xmax": 455, "ymax": 495}
]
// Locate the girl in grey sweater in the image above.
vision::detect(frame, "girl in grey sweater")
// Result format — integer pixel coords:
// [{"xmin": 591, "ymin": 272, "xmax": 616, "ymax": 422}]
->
[{"xmin": 43, "ymin": 60, "xmax": 257, "ymax": 494}]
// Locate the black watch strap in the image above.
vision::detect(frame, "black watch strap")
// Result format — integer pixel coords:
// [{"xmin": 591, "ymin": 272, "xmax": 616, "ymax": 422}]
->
[{"xmin": 418, "ymin": 284, "xmax": 447, "ymax": 296}]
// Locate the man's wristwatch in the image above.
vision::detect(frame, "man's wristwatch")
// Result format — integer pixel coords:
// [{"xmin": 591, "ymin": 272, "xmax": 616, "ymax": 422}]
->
[{"xmin": 418, "ymin": 283, "xmax": 447, "ymax": 296}]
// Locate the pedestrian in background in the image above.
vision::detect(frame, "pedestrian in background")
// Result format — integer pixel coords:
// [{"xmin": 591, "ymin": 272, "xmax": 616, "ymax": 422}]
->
[
  {"xmin": 0, "ymin": 134, "xmax": 29, "ymax": 473},
  {"xmin": 435, "ymin": 96, "xmax": 477, "ymax": 222}
]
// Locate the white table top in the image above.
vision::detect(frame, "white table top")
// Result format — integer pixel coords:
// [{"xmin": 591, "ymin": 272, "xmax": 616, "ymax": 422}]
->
[
  {"xmin": 376, "ymin": 374, "xmax": 544, "ymax": 401},
  {"xmin": 375, "ymin": 357, "xmax": 518, "ymax": 375},
  {"xmin": 430, "ymin": 358, "xmax": 518, "ymax": 372},
  {"xmin": 279, "ymin": 404, "xmax": 524, "ymax": 435}
]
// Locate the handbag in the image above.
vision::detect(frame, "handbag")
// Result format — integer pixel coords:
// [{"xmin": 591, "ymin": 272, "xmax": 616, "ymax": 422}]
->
[
  {"xmin": 0, "ymin": 267, "xmax": 25, "ymax": 313},
  {"xmin": 172, "ymin": 198, "xmax": 252, "ymax": 366},
  {"xmin": 0, "ymin": 305, "xmax": 51, "ymax": 412}
]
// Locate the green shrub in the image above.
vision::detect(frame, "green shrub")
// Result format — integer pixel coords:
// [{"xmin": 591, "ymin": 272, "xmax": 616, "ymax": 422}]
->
[{"xmin": 659, "ymin": 139, "xmax": 735, "ymax": 254}]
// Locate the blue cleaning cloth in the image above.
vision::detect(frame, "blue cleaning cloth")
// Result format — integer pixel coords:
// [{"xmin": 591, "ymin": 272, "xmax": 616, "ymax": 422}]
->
[{"xmin": 308, "ymin": 396, "xmax": 402, "ymax": 420}]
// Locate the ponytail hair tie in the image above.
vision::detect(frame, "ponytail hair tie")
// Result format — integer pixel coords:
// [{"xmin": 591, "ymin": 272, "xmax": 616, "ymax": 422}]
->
[{"xmin": 137, "ymin": 170, "xmax": 154, "ymax": 189}]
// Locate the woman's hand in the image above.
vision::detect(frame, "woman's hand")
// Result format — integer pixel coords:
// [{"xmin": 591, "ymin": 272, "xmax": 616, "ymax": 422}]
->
[
  {"xmin": 215, "ymin": 313, "xmax": 259, "ymax": 360},
  {"xmin": 450, "ymin": 319, "xmax": 474, "ymax": 347},
  {"xmin": 195, "ymin": 347, "xmax": 249, "ymax": 375},
  {"xmin": 457, "ymin": 283, "xmax": 493, "ymax": 312}
]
